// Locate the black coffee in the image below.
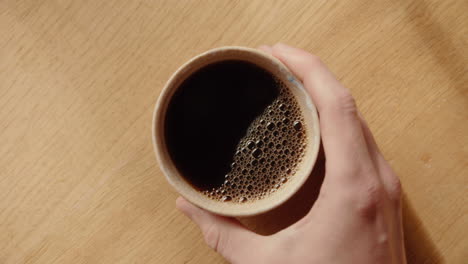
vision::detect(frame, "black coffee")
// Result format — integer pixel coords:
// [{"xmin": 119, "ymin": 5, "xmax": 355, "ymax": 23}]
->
[{"xmin": 165, "ymin": 60, "xmax": 306, "ymax": 203}]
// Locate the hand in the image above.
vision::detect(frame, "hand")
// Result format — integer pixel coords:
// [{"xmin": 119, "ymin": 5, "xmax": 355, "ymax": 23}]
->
[{"xmin": 176, "ymin": 43, "xmax": 406, "ymax": 264}]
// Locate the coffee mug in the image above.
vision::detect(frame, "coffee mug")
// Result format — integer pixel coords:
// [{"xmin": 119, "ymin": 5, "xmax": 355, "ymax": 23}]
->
[{"xmin": 152, "ymin": 46, "xmax": 320, "ymax": 216}]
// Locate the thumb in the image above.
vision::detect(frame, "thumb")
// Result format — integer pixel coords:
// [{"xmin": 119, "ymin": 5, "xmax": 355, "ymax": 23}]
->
[{"xmin": 176, "ymin": 197, "xmax": 265, "ymax": 262}]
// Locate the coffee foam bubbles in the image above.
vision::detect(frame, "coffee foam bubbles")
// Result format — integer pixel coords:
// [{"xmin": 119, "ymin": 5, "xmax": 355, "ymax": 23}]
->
[{"xmin": 203, "ymin": 81, "xmax": 307, "ymax": 203}]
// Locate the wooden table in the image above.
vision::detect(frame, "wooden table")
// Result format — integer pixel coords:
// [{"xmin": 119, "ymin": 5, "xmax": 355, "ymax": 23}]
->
[{"xmin": 1, "ymin": 0, "xmax": 466, "ymax": 263}]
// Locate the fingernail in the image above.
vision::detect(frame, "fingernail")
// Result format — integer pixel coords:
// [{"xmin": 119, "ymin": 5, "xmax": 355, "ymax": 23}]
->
[
  {"xmin": 176, "ymin": 197, "xmax": 187, "ymax": 212},
  {"xmin": 258, "ymin": 45, "xmax": 273, "ymax": 53},
  {"xmin": 274, "ymin": 43, "xmax": 295, "ymax": 52},
  {"xmin": 176, "ymin": 197, "xmax": 196, "ymax": 220}
]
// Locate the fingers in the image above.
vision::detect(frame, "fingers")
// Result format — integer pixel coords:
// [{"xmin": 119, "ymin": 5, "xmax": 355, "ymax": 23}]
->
[
  {"xmin": 176, "ymin": 197, "xmax": 264, "ymax": 262},
  {"xmin": 270, "ymin": 43, "xmax": 372, "ymax": 179},
  {"xmin": 358, "ymin": 113, "xmax": 382, "ymax": 168},
  {"xmin": 359, "ymin": 115, "xmax": 402, "ymax": 203}
]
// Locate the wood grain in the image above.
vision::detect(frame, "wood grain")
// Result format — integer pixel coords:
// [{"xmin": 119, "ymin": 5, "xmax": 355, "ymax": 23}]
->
[{"xmin": 1, "ymin": 0, "xmax": 466, "ymax": 263}]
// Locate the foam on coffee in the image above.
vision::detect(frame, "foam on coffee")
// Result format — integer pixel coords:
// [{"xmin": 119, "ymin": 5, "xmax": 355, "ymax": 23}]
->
[{"xmin": 203, "ymin": 82, "xmax": 307, "ymax": 203}]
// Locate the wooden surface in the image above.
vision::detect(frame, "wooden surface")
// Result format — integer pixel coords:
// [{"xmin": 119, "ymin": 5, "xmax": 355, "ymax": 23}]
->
[{"xmin": 1, "ymin": 0, "xmax": 467, "ymax": 263}]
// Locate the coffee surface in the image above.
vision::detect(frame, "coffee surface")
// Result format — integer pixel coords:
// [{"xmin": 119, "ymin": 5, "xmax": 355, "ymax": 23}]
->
[{"xmin": 165, "ymin": 60, "xmax": 306, "ymax": 203}]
